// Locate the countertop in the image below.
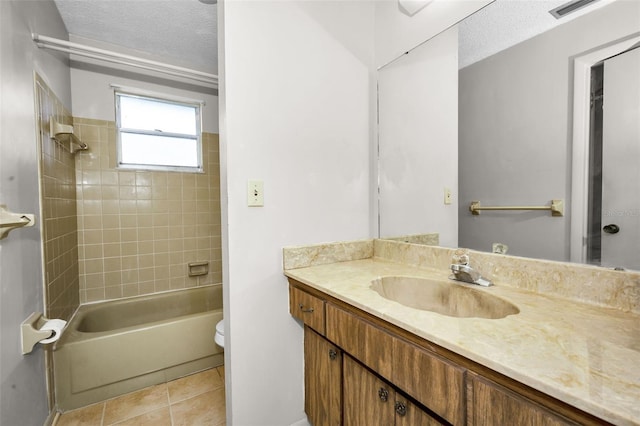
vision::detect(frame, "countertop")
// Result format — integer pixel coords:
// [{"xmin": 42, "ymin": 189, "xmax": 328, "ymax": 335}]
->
[{"xmin": 284, "ymin": 256, "xmax": 640, "ymax": 425}]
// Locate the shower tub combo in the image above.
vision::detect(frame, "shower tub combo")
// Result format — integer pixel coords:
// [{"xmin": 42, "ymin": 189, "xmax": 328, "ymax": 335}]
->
[{"xmin": 53, "ymin": 284, "xmax": 223, "ymax": 411}]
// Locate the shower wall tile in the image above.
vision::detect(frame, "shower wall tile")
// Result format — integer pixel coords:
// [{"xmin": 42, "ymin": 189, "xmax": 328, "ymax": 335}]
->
[
  {"xmin": 35, "ymin": 73, "xmax": 81, "ymax": 412},
  {"xmin": 35, "ymin": 74, "xmax": 80, "ymax": 322},
  {"xmin": 74, "ymin": 118, "xmax": 222, "ymax": 303}
]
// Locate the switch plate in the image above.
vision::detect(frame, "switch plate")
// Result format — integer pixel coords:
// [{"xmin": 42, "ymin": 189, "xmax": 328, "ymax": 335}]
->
[
  {"xmin": 444, "ymin": 187, "xmax": 452, "ymax": 205},
  {"xmin": 247, "ymin": 180, "xmax": 264, "ymax": 207}
]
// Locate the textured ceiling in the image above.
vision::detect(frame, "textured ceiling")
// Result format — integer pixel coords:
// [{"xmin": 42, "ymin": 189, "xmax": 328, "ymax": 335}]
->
[
  {"xmin": 53, "ymin": 0, "xmax": 218, "ymax": 73},
  {"xmin": 52, "ymin": 0, "xmax": 611, "ymax": 76},
  {"xmin": 459, "ymin": 0, "xmax": 613, "ymax": 68}
]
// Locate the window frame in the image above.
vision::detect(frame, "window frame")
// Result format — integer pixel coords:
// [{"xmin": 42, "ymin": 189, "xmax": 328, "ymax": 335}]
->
[{"xmin": 115, "ymin": 89, "xmax": 204, "ymax": 173}]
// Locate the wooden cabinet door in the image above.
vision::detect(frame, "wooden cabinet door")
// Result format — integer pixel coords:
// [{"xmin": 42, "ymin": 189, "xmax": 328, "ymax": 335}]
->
[
  {"xmin": 344, "ymin": 355, "xmax": 444, "ymax": 426},
  {"xmin": 343, "ymin": 355, "xmax": 395, "ymax": 426},
  {"xmin": 393, "ymin": 337, "xmax": 466, "ymax": 425},
  {"xmin": 304, "ymin": 326, "xmax": 342, "ymax": 426},
  {"xmin": 394, "ymin": 395, "xmax": 445, "ymax": 426},
  {"xmin": 326, "ymin": 304, "xmax": 394, "ymax": 380},
  {"xmin": 468, "ymin": 374, "xmax": 577, "ymax": 426}
]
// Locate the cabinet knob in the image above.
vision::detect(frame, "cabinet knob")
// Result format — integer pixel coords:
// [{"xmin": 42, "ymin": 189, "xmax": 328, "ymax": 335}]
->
[
  {"xmin": 394, "ymin": 401, "xmax": 407, "ymax": 416},
  {"xmin": 603, "ymin": 224, "xmax": 620, "ymax": 234},
  {"xmin": 378, "ymin": 387, "xmax": 389, "ymax": 402},
  {"xmin": 328, "ymin": 348, "xmax": 338, "ymax": 360},
  {"xmin": 298, "ymin": 303, "xmax": 314, "ymax": 313}
]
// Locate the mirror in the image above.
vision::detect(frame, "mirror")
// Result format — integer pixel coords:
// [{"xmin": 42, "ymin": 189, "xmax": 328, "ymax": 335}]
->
[{"xmin": 378, "ymin": 0, "xmax": 640, "ymax": 269}]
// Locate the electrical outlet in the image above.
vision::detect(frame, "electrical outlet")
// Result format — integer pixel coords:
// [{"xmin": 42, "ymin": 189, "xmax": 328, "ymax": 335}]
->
[
  {"xmin": 247, "ymin": 180, "xmax": 264, "ymax": 207},
  {"xmin": 444, "ymin": 187, "xmax": 452, "ymax": 205}
]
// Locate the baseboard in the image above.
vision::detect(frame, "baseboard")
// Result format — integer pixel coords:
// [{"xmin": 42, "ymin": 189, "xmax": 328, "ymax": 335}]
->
[
  {"xmin": 289, "ymin": 417, "xmax": 311, "ymax": 426},
  {"xmin": 44, "ymin": 408, "xmax": 59, "ymax": 426}
]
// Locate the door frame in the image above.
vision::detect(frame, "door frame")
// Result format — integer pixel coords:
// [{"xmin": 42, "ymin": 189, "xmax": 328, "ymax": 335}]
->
[{"xmin": 570, "ymin": 33, "xmax": 640, "ymax": 263}]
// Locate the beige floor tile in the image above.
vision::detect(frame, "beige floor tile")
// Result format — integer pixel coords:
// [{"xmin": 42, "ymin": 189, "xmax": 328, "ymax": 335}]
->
[
  {"xmin": 55, "ymin": 402, "xmax": 105, "ymax": 426},
  {"xmin": 56, "ymin": 367, "xmax": 225, "ymax": 426},
  {"xmin": 110, "ymin": 407, "xmax": 172, "ymax": 426},
  {"xmin": 171, "ymin": 388, "xmax": 226, "ymax": 426},
  {"xmin": 168, "ymin": 369, "xmax": 224, "ymax": 404},
  {"xmin": 103, "ymin": 383, "xmax": 169, "ymax": 425},
  {"xmin": 216, "ymin": 365, "xmax": 225, "ymax": 382}
]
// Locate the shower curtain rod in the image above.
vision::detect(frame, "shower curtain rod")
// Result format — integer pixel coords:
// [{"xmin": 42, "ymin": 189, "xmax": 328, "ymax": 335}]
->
[{"xmin": 32, "ymin": 34, "xmax": 218, "ymax": 87}]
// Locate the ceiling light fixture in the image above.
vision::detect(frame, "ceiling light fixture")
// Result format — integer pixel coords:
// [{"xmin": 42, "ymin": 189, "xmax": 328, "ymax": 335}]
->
[{"xmin": 398, "ymin": 0, "xmax": 434, "ymax": 16}]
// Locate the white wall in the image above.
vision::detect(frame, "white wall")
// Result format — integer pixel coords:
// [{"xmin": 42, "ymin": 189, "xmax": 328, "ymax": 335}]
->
[
  {"xmin": 219, "ymin": 1, "xmax": 374, "ymax": 424},
  {"xmin": 378, "ymin": 27, "xmax": 459, "ymax": 246},
  {"xmin": 458, "ymin": 0, "xmax": 640, "ymax": 261},
  {"xmin": 68, "ymin": 36, "xmax": 219, "ymax": 133},
  {"xmin": 0, "ymin": 1, "xmax": 70, "ymax": 424},
  {"xmin": 375, "ymin": 0, "xmax": 490, "ymax": 246},
  {"xmin": 374, "ymin": 0, "xmax": 492, "ymax": 67}
]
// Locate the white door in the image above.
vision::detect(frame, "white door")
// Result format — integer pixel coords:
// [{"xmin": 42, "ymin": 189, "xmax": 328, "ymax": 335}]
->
[{"xmin": 601, "ymin": 47, "xmax": 640, "ymax": 269}]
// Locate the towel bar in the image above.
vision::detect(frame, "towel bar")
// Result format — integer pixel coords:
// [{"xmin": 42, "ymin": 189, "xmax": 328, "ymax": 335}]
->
[{"xmin": 469, "ymin": 200, "xmax": 564, "ymax": 217}]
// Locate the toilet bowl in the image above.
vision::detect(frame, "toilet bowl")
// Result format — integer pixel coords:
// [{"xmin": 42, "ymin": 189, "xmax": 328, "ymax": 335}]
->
[{"xmin": 214, "ymin": 319, "xmax": 224, "ymax": 348}]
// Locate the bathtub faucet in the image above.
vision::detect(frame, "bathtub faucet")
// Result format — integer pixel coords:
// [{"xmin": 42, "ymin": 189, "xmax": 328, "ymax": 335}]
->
[{"xmin": 449, "ymin": 249, "xmax": 492, "ymax": 287}]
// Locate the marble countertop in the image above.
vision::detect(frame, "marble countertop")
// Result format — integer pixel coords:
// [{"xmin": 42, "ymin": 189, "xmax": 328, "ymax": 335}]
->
[{"xmin": 284, "ymin": 256, "xmax": 640, "ymax": 425}]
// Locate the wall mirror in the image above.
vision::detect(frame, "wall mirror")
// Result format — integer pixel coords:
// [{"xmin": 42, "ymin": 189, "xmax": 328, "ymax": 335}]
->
[{"xmin": 378, "ymin": 0, "xmax": 640, "ymax": 271}]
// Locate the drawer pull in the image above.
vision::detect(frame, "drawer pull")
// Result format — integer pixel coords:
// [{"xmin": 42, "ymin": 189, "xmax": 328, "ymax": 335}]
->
[
  {"xmin": 378, "ymin": 387, "xmax": 389, "ymax": 402},
  {"xmin": 395, "ymin": 401, "xmax": 407, "ymax": 416},
  {"xmin": 328, "ymin": 348, "xmax": 338, "ymax": 360},
  {"xmin": 298, "ymin": 303, "xmax": 314, "ymax": 313}
]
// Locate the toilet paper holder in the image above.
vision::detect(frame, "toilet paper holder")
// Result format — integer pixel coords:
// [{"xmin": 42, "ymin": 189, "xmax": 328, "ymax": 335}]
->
[{"xmin": 20, "ymin": 312, "xmax": 66, "ymax": 355}]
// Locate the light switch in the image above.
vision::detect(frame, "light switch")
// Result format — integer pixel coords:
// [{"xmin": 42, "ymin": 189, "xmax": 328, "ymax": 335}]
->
[
  {"xmin": 444, "ymin": 187, "xmax": 453, "ymax": 205},
  {"xmin": 248, "ymin": 180, "xmax": 264, "ymax": 207}
]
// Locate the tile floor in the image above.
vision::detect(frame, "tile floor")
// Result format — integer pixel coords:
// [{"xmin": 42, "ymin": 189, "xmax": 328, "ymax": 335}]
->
[{"xmin": 54, "ymin": 366, "xmax": 225, "ymax": 426}]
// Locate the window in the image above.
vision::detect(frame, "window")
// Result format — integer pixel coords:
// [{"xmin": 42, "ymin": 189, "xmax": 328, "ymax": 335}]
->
[{"xmin": 115, "ymin": 90, "xmax": 203, "ymax": 172}]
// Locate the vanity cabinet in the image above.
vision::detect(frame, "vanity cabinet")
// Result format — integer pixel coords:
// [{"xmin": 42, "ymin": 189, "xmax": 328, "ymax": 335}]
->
[
  {"xmin": 343, "ymin": 355, "xmax": 443, "ymax": 426},
  {"xmin": 289, "ymin": 280, "xmax": 610, "ymax": 426}
]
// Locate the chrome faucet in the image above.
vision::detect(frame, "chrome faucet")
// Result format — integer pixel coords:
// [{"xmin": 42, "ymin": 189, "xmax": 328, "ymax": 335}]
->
[{"xmin": 449, "ymin": 249, "xmax": 492, "ymax": 287}]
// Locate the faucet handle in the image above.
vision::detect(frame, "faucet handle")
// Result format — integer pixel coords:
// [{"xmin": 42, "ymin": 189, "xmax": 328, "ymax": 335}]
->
[{"xmin": 451, "ymin": 248, "xmax": 470, "ymax": 265}]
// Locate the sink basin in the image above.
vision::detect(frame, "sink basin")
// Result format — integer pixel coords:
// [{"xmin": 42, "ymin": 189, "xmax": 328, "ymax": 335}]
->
[{"xmin": 370, "ymin": 276, "xmax": 519, "ymax": 319}]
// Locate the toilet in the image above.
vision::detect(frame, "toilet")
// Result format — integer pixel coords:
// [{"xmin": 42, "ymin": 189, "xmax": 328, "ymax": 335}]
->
[{"xmin": 214, "ymin": 319, "xmax": 225, "ymax": 348}]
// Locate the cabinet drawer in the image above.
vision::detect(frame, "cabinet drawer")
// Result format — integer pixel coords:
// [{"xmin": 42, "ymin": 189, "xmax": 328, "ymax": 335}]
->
[
  {"xmin": 326, "ymin": 304, "xmax": 393, "ymax": 380},
  {"xmin": 468, "ymin": 373, "xmax": 577, "ymax": 426},
  {"xmin": 289, "ymin": 285, "xmax": 325, "ymax": 334},
  {"xmin": 393, "ymin": 338, "xmax": 466, "ymax": 426}
]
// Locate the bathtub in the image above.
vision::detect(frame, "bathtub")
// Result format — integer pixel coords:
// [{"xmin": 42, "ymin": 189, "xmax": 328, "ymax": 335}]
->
[{"xmin": 53, "ymin": 284, "xmax": 223, "ymax": 411}]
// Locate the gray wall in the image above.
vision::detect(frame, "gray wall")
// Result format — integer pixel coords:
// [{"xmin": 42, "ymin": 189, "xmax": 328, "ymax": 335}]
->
[
  {"xmin": 458, "ymin": 0, "xmax": 640, "ymax": 261},
  {"xmin": 0, "ymin": 1, "xmax": 71, "ymax": 424}
]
